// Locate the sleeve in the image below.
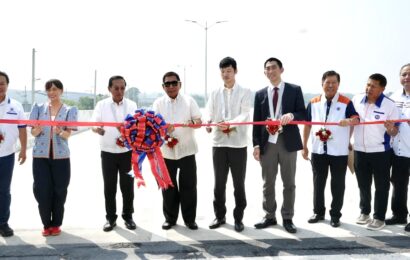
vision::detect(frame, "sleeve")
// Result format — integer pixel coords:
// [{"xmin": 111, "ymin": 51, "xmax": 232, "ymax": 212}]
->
[
  {"xmin": 66, "ymin": 106, "xmax": 78, "ymax": 131},
  {"xmin": 29, "ymin": 103, "xmax": 40, "ymax": 123},
  {"xmin": 345, "ymin": 101, "xmax": 359, "ymax": 119},
  {"xmin": 252, "ymin": 92, "xmax": 263, "ymax": 147},
  {"xmin": 388, "ymin": 103, "xmax": 400, "ymax": 126},
  {"xmin": 306, "ymin": 102, "xmax": 312, "ymax": 122},
  {"xmin": 292, "ymin": 86, "xmax": 307, "ymax": 121},
  {"xmin": 152, "ymin": 99, "xmax": 160, "ymax": 114},
  {"xmin": 205, "ymin": 91, "xmax": 214, "ymax": 123},
  {"xmin": 228, "ymin": 88, "xmax": 252, "ymax": 123},
  {"xmin": 16, "ymin": 102, "xmax": 27, "ymax": 128},
  {"xmin": 91, "ymin": 101, "xmax": 102, "ymax": 122}
]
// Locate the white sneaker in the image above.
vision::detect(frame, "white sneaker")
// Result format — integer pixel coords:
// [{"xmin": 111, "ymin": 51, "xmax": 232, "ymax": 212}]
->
[
  {"xmin": 356, "ymin": 214, "xmax": 371, "ymax": 225},
  {"xmin": 366, "ymin": 219, "xmax": 385, "ymax": 231}
]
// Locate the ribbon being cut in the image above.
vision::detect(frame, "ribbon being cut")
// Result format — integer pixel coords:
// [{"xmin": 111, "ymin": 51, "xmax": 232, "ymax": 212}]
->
[{"xmin": 118, "ymin": 109, "xmax": 173, "ymax": 189}]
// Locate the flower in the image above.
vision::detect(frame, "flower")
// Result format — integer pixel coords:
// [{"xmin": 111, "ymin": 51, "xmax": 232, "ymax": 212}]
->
[
  {"xmin": 315, "ymin": 127, "xmax": 333, "ymax": 142},
  {"xmin": 165, "ymin": 135, "xmax": 179, "ymax": 148},
  {"xmin": 222, "ymin": 126, "xmax": 236, "ymax": 136},
  {"xmin": 265, "ymin": 118, "xmax": 282, "ymax": 135}
]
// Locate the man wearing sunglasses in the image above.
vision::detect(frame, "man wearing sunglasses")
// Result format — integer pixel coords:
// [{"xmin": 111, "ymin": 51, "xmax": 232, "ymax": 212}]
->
[
  {"xmin": 206, "ymin": 57, "xmax": 252, "ymax": 232},
  {"xmin": 153, "ymin": 71, "xmax": 202, "ymax": 230}
]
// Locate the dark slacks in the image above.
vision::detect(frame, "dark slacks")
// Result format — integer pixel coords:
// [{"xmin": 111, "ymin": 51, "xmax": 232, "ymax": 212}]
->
[
  {"xmin": 32, "ymin": 157, "xmax": 71, "ymax": 228},
  {"xmin": 101, "ymin": 151, "xmax": 134, "ymax": 223},
  {"xmin": 354, "ymin": 150, "xmax": 392, "ymax": 221},
  {"xmin": 311, "ymin": 153, "xmax": 347, "ymax": 219},
  {"xmin": 0, "ymin": 153, "xmax": 15, "ymax": 224},
  {"xmin": 212, "ymin": 147, "xmax": 247, "ymax": 222},
  {"xmin": 163, "ymin": 155, "xmax": 197, "ymax": 224},
  {"xmin": 390, "ymin": 154, "xmax": 410, "ymax": 218}
]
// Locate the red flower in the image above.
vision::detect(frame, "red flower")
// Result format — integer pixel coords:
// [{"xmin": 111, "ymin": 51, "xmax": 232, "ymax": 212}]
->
[
  {"xmin": 315, "ymin": 127, "xmax": 333, "ymax": 142},
  {"xmin": 265, "ymin": 118, "xmax": 282, "ymax": 135},
  {"xmin": 165, "ymin": 135, "xmax": 179, "ymax": 148}
]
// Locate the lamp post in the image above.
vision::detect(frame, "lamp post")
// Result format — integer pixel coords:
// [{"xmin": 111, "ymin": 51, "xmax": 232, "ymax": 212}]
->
[{"xmin": 185, "ymin": 20, "xmax": 227, "ymax": 104}]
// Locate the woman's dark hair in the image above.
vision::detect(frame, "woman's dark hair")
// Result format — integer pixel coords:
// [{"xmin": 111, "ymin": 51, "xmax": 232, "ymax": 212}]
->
[{"xmin": 45, "ymin": 79, "xmax": 63, "ymax": 90}]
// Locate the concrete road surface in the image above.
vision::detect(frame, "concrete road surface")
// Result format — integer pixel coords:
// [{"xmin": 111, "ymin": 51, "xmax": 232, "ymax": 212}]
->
[{"xmin": 1, "ymin": 128, "xmax": 410, "ymax": 259}]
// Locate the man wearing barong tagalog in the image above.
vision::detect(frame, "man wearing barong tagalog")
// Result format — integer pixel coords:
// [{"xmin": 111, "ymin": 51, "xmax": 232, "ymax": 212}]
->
[
  {"xmin": 91, "ymin": 75, "xmax": 138, "ymax": 232},
  {"xmin": 386, "ymin": 63, "xmax": 410, "ymax": 232},
  {"xmin": 206, "ymin": 57, "xmax": 252, "ymax": 232},
  {"xmin": 302, "ymin": 70, "xmax": 359, "ymax": 228},
  {"xmin": 153, "ymin": 71, "xmax": 202, "ymax": 230},
  {"xmin": 352, "ymin": 73, "xmax": 399, "ymax": 231}
]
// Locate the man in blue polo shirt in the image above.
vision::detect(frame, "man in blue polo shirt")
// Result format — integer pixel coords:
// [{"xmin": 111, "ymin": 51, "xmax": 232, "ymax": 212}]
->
[
  {"xmin": 352, "ymin": 73, "xmax": 399, "ymax": 231},
  {"xmin": 385, "ymin": 64, "xmax": 410, "ymax": 232},
  {"xmin": 0, "ymin": 71, "xmax": 27, "ymax": 237}
]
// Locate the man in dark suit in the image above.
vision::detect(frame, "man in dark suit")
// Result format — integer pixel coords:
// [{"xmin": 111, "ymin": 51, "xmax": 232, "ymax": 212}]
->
[{"xmin": 252, "ymin": 57, "xmax": 306, "ymax": 233}]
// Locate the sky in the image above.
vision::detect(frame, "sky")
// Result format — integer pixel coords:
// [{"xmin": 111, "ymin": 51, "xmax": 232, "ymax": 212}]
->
[{"xmin": 1, "ymin": 0, "xmax": 409, "ymax": 98}]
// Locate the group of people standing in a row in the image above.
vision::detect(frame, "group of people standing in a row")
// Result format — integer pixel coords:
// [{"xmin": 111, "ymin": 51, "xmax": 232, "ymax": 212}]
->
[{"xmin": 0, "ymin": 58, "xmax": 408, "ymax": 238}]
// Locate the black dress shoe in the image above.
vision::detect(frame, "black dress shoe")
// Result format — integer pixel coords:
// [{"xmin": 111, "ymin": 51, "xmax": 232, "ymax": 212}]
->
[
  {"xmin": 103, "ymin": 221, "xmax": 116, "ymax": 232},
  {"xmin": 209, "ymin": 217, "xmax": 226, "ymax": 229},
  {"xmin": 0, "ymin": 224, "xmax": 14, "ymax": 237},
  {"xmin": 330, "ymin": 218, "xmax": 340, "ymax": 228},
  {"xmin": 405, "ymin": 223, "xmax": 410, "ymax": 232},
  {"xmin": 234, "ymin": 222, "xmax": 244, "ymax": 232},
  {"xmin": 385, "ymin": 216, "xmax": 407, "ymax": 225},
  {"xmin": 283, "ymin": 219, "xmax": 297, "ymax": 233},
  {"xmin": 162, "ymin": 221, "xmax": 176, "ymax": 230},
  {"xmin": 185, "ymin": 222, "xmax": 198, "ymax": 230},
  {"xmin": 254, "ymin": 218, "xmax": 277, "ymax": 229},
  {"xmin": 308, "ymin": 214, "xmax": 324, "ymax": 223},
  {"xmin": 124, "ymin": 219, "xmax": 137, "ymax": 230}
]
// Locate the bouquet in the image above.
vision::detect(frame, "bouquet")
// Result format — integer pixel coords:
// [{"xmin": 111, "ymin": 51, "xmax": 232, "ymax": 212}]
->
[
  {"xmin": 165, "ymin": 135, "xmax": 179, "ymax": 148},
  {"xmin": 265, "ymin": 118, "xmax": 282, "ymax": 135},
  {"xmin": 315, "ymin": 127, "xmax": 332, "ymax": 142}
]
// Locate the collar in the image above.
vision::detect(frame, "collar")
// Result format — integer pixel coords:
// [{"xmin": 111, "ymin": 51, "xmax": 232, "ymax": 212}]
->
[
  {"xmin": 166, "ymin": 93, "xmax": 180, "ymax": 103},
  {"xmin": 360, "ymin": 93, "xmax": 385, "ymax": 108},
  {"xmin": 320, "ymin": 92, "xmax": 339, "ymax": 105},
  {"xmin": 403, "ymin": 89, "xmax": 410, "ymax": 98},
  {"xmin": 268, "ymin": 81, "xmax": 284, "ymax": 91},
  {"xmin": 110, "ymin": 98, "xmax": 124, "ymax": 106}
]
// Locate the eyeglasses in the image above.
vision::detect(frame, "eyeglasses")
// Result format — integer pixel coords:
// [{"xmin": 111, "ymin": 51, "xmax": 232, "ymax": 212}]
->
[{"xmin": 163, "ymin": 81, "xmax": 180, "ymax": 88}]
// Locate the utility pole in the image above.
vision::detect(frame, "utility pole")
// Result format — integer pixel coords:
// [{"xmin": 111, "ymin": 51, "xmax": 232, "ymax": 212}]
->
[
  {"xmin": 93, "ymin": 70, "xmax": 97, "ymax": 108},
  {"xmin": 31, "ymin": 48, "xmax": 36, "ymax": 106}
]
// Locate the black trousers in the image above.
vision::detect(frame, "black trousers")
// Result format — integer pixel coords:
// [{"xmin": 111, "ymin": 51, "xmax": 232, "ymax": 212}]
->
[
  {"xmin": 101, "ymin": 151, "xmax": 134, "ymax": 223},
  {"xmin": 311, "ymin": 153, "xmax": 347, "ymax": 219},
  {"xmin": 354, "ymin": 150, "xmax": 392, "ymax": 221},
  {"xmin": 162, "ymin": 155, "xmax": 197, "ymax": 224},
  {"xmin": 390, "ymin": 154, "xmax": 410, "ymax": 218},
  {"xmin": 212, "ymin": 147, "xmax": 247, "ymax": 222},
  {"xmin": 33, "ymin": 157, "xmax": 70, "ymax": 228}
]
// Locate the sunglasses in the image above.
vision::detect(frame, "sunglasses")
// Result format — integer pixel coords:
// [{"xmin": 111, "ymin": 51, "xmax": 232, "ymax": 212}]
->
[{"xmin": 163, "ymin": 81, "xmax": 180, "ymax": 88}]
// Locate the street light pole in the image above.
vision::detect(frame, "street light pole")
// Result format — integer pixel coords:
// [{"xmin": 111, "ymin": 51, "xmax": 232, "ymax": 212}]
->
[
  {"xmin": 185, "ymin": 20, "xmax": 227, "ymax": 104},
  {"xmin": 31, "ymin": 48, "xmax": 36, "ymax": 106}
]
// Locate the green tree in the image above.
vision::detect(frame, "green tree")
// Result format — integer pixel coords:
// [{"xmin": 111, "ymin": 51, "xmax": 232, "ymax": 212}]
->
[
  {"xmin": 125, "ymin": 87, "xmax": 141, "ymax": 105},
  {"xmin": 78, "ymin": 96, "xmax": 94, "ymax": 110}
]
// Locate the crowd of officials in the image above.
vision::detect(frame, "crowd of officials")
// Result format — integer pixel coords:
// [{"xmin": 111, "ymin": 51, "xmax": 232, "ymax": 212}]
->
[{"xmin": 0, "ymin": 58, "xmax": 409, "ymax": 237}]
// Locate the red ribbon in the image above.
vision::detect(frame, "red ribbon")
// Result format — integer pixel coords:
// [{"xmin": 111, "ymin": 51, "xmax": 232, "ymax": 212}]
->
[{"xmin": 0, "ymin": 118, "xmax": 409, "ymax": 127}]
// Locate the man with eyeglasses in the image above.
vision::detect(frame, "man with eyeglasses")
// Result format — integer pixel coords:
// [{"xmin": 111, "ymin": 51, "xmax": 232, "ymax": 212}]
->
[
  {"xmin": 206, "ymin": 57, "xmax": 252, "ymax": 232},
  {"xmin": 91, "ymin": 75, "xmax": 138, "ymax": 232},
  {"xmin": 153, "ymin": 71, "xmax": 202, "ymax": 230}
]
